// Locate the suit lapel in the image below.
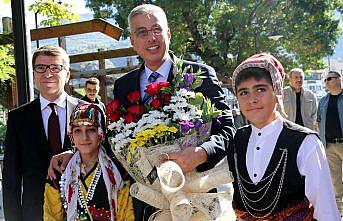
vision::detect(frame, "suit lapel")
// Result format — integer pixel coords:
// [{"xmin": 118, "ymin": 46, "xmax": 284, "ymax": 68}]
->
[
  {"xmin": 133, "ymin": 65, "xmax": 143, "ymax": 92},
  {"xmin": 64, "ymin": 95, "xmax": 79, "ymax": 150},
  {"xmin": 31, "ymin": 98, "xmax": 51, "ymax": 156},
  {"xmin": 133, "ymin": 64, "xmax": 145, "ymax": 103}
]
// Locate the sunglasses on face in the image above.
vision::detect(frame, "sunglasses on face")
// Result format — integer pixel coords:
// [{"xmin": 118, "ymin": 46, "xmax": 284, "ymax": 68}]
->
[
  {"xmin": 325, "ymin": 77, "xmax": 338, "ymax": 82},
  {"xmin": 86, "ymin": 88, "xmax": 98, "ymax": 93}
]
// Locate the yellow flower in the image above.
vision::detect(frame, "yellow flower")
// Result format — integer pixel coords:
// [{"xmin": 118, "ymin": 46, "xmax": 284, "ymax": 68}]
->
[{"xmin": 126, "ymin": 124, "xmax": 180, "ymax": 163}]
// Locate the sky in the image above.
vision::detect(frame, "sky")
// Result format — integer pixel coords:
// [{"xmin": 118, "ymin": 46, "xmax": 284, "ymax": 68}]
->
[{"xmin": 0, "ymin": 0, "xmax": 92, "ymax": 29}]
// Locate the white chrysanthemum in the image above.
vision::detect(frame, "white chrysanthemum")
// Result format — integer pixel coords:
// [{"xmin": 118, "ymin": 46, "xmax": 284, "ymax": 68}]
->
[
  {"xmin": 177, "ymin": 89, "xmax": 195, "ymax": 98},
  {"xmin": 108, "ymin": 118, "xmax": 125, "ymax": 131}
]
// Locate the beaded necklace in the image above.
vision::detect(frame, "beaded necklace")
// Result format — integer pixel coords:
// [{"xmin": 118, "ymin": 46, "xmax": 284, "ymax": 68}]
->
[
  {"xmin": 234, "ymin": 148, "xmax": 288, "ymax": 219},
  {"xmin": 78, "ymin": 163, "xmax": 102, "ymax": 210}
]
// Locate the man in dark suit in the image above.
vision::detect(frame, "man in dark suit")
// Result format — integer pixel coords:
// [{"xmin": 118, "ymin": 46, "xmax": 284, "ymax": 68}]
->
[
  {"xmin": 2, "ymin": 45, "xmax": 82, "ymax": 221},
  {"xmin": 112, "ymin": 4, "xmax": 235, "ymax": 220}
]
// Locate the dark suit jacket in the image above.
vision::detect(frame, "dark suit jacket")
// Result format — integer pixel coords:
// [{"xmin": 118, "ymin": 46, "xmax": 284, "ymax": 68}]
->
[
  {"xmin": 2, "ymin": 95, "xmax": 82, "ymax": 221},
  {"xmin": 81, "ymin": 95, "xmax": 106, "ymax": 113},
  {"xmin": 113, "ymin": 53, "xmax": 235, "ymax": 220},
  {"xmin": 113, "ymin": 53, "xmax": 235, "ymax": 169}
]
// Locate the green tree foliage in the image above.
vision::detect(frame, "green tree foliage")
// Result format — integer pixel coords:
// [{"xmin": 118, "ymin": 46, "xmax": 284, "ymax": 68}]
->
[
  {"xmin": 0, "ymin": 45, "xmax": 15, "ymax": 82},
  {"xmin": 85, "ymin": 0, "xmax": 343, "ymax": 76},
  {"xmin": 29, "ymin": 0, "xmax": 79, "ymax": 27}
]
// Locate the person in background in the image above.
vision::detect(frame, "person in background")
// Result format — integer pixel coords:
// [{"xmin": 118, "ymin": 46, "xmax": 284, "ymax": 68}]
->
[
  {"xmin": 81, "ymin": 77, "xmax": 106, "ymax": 112},
  {"xmin": 317, "ymin": 70, "xmax": 343, "ymax": 215},
  {"xmin": 2, "ymin": 45, "xmax": 83, "ymax": 221},
  {"xmin": 43, "ymin": 103, "xmax": 133, "ymax": 221},
  {"xmin": 283, "ymin": 68, "xmax": 317, "ymax": 131},
  {"xmin": 232, "ymin": 109, "xmax": 244, "ymax": 129}
]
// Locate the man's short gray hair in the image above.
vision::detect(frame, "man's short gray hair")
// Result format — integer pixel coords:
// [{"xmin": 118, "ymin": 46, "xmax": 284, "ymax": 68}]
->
[
  {"xmin": 289, "ymin": 68, "xmax": 304, "ymax": 78},
  {"xmin": 128, "ymin": 4, "xmax": 168, "ymax": 32}
]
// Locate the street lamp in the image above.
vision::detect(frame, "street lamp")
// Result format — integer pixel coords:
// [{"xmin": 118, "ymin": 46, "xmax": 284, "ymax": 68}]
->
[
  {"xmin": 268, "ymin": 31, "xmax": 283, "ymax": 41},
  {"xmin": 268, "ymin": 34, "xmax": 283, "ymax": 41}
]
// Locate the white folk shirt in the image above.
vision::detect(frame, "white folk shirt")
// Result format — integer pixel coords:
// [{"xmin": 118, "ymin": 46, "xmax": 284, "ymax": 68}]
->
[
  {"xmin": 40, "ymin": 92, "xmax": 67, "ymax": 147},
  {"xmin": 140, "ymin": 58, "xmax": 172, "ymax": 99},
  {"xmin": 246, "ymin": 114, "xmax": 340, "ymax": 221}
]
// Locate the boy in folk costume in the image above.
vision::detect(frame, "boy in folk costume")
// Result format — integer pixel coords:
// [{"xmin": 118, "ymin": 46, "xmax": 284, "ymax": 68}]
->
[
  {"xmin": 228, "ymin": 53, "xmax": 339, "ymax": 220},
  {"xmin": 43, "ymin": 104, "xmax": 133, "ymax": 221}
]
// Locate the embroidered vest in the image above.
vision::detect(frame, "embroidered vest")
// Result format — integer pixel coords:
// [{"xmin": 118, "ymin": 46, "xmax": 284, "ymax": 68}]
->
[{"xmin": 228, "ymin": 120, "xmax": 316, "ymax": 215}]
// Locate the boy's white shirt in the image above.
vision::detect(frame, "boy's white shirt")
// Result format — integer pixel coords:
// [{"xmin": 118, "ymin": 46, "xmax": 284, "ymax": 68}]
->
[{"xmin": 246, "ymin": 112, "xmax": 340, "ymax": 220}]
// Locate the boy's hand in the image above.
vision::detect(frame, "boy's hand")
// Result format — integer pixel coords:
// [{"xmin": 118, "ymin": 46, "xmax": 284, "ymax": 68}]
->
[
  {"xmin": 159, "ymin": 147, "xmax": 208, "ymax": 173},
  {"xmin": 48, "ymin": 150, "xmax": 73, "ymax": 179}
]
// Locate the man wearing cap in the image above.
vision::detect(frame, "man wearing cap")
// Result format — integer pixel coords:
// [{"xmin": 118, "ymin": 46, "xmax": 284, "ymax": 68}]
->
[
  {"xmin": 283, "ymin": 68, "xmax": 318, "ymax": 130},
  {"xmin": 317, "ymin": 70, "xmax": 343, "ymax": 214}
]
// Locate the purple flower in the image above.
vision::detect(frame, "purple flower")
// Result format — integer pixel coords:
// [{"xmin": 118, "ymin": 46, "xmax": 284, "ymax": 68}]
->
[
  {"xmin": 178, "ymin": 85, "xmax": 192, "ymax": 91},
  {"xmin": 194, "ymin": 119, "xmax": 203, "ymax": 129},
  {"xmin": 183, "ymin": 73, "xmax": 195, "ymax": 83},
  {"xmin": 180, "ymin": 121, "xmax": 195, "ymax": 133}
]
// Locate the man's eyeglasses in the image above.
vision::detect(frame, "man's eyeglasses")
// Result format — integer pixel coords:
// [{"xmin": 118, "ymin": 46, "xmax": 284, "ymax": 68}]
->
[
  {"xmin": 86, "ymin": 88, "xmax": 98, "ymax": 93},
  {"xmin": 34, "ymin": 64, "xmax": 65, "ymax": 73},
  {"xmin": 325, "ymin": 77, "xmax": 338, "ymax": 82},
  {"xmin": 134, "ymin": 26, "xmax": 163, "ymax": 38}
]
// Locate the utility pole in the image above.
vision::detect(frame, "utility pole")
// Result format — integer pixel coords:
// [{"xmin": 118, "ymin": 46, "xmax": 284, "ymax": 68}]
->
[{"xmin": 11, "ymin": 0, "xmax": 34, "ymax": 105}]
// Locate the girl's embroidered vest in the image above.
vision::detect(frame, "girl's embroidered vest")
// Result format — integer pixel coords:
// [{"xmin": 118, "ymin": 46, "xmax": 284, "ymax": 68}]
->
[{"xmin": 228, "ymin": 120, "xmax": 317, "ymax": 215}]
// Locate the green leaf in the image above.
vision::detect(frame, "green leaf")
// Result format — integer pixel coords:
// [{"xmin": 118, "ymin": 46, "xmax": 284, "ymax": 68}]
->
[{"xmin": 29, "ymin": 0, "xmax": 79, "ymax": 27}]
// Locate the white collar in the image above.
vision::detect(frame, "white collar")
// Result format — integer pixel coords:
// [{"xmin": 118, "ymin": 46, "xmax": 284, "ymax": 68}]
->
[
  {"xmin": 251, "ymin": 112, "xmax": 284, "ymax": 137},
  {"xmin": 144, "ymin": 58, "xmax": 172, "ymax": 80},
  {"xmin": 40, "ymin": 92, "xmax": 67, "ymax": 110}
]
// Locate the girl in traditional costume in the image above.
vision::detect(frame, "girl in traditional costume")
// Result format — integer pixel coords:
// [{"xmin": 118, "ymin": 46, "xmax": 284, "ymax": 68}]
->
[{"xmin": 44, "ymin": 103, "xmax": 133, "ymax": 221}]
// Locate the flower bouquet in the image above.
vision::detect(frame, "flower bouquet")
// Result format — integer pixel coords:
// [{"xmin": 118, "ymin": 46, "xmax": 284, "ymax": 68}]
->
[{"xmin": 107, "ymin": 60, "xmax": 233, "ymax": 220}]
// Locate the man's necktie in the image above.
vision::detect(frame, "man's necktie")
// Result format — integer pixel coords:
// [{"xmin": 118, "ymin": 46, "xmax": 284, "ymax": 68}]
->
[
  {"xmin": 48, "ymin": 103, "xmax": 62, "ymax": 155},
  {"xmin": 143, "ymin": 72, "xmax": 160, "ymax": 103}
]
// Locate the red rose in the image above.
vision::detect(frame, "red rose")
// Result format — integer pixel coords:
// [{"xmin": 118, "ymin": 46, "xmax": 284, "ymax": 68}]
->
[
  {"xmin": 159, "ymin": 82, "xmax": 170, "ymax": 88},
  {"xmin": 108, "ymin": 111, "xmax": 121, "ymax": 122},
  {"xmin": 124, "ymin": 113, "xmax": 137, "ymax": 123},
  {"xmin": 127, "ymin": 90, "xmax": 141, "ymax": 103},
  {"xmin": 151, "ymin": 97, "xmax": 163, "ymax": 109},
  {"xmin": 145, "ymin": 82, "xmax": 162, "ymax": 96},
  {"xmin": 127, "ymin": 104, "xmax": 144, "ymax": 115},
  {"xmin": 163, "ymin": 93, "xmax": 171, "ymax": 103},
  {"xmin": 106, "ymin": 99, "xmax": 120, "ymax": 113}
]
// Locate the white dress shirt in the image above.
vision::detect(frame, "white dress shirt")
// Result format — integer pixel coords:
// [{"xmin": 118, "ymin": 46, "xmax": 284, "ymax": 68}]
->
[
  {"xmin": 246, "ymin": 113, "xmax": 340, "ymax": 220},
  {"xmin": 40, "ymin": 92, "xmax": 67, "ymax": 147},
  {"xmin": 140, "ymin": 58, "xmax": 172, "ymax": 99}
]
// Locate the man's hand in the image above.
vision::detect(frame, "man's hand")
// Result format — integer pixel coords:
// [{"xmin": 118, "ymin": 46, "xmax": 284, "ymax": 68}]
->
[
  {"xmin": 159, "ymin": 147, "xmax": 208, "ymax": 173},
  {"xmin": 47, "ymin": 150, "xmax": 73, "ymax": 179}
]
